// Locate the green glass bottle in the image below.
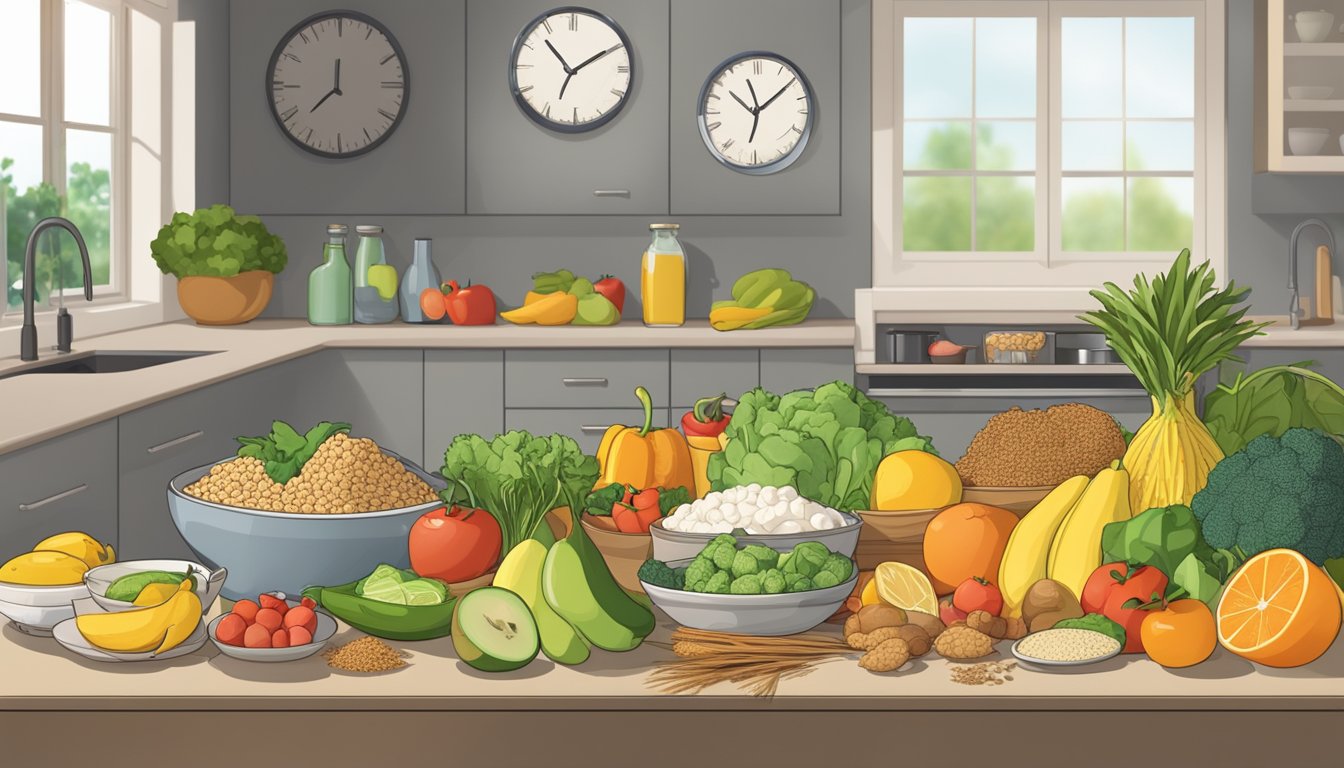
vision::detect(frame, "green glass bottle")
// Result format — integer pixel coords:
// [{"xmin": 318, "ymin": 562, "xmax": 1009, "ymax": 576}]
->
[{"xmin": 308, "ymin": 224, "xmax": 353, "ymax": 325}]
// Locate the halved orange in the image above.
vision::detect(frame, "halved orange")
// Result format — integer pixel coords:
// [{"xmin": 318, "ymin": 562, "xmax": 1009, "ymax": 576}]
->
[{"xmin": 1216, "ymin": 549, "xmax": 1341, "ymax": 668}]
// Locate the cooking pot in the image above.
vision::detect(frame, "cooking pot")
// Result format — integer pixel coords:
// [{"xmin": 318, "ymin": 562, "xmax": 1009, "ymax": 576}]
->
[{"xmin": 886, "ymin": 329, "xmax": 939, "ymax": 363}]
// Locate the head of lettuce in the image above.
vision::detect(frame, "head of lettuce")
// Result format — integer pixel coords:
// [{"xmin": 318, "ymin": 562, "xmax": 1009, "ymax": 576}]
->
[{"xmin": 706, "ymin": 381, "xmax": 937, "ymax": 513}]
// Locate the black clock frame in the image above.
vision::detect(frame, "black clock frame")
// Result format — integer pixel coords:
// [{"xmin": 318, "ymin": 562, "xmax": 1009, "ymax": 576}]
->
[
  {"xmin": 265, "ymin": 9, "xmax": 410, "ymax": 159},
  {"xmin": 508, "ymin": 6, "xmax": 635, "ymax": 134},
  {"xmin": 696, "ymin": 51, "xmax": 814, "ymax": 175}
]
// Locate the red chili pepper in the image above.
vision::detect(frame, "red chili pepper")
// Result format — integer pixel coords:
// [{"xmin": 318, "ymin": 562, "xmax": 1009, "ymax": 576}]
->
[{"xmin": 681, "ymin": 394, "xmax": 732, "ymax": 438}]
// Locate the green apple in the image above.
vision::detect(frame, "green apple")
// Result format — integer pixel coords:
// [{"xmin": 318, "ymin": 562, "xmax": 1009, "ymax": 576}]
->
[{"xmin": 367, "ymin": 264, "xmax": 398, "ymax": 300}]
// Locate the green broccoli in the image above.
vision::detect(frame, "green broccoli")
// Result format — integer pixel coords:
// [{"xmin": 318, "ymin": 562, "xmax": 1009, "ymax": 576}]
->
[
  {"xmin": 821, "ymin": 553, "xmax": 854, "ymax": 584},
  {"xmin": 741, "ymin": 544, "xmax": 780, "ymax": 570},
  {"xmin": 813, "ymin": 570, "xmax": 840, "ymax": 589},
  {"xmin": 703, "ymin": 534, "xmax": 739, "ymax": 571},
  {"xmin": 1191, "ymin": 428, "xmax": 1344, "ymax": 564},
  {"xmin": 786, "ymin": 576, "xmax": 814, "ymax": 592},
  {"xmin": 730, "ymin": 574, "xmax": 763, "ymax": 594},
  {"xmin": 636, "ymin": 558, "xmax": 684, "ymax": 590},
  {"xmin": 683, "ymin": 556, "xmax": 717, "ymax": 592},
  {"xmin": 785, "ymin": 542, "xmax": 830, "ymax": 578},
  {"xmin": 761, "ymin": 569, "xmax": 786, "ymax": 594},
  {"xmin": 704, "ymin": 571, "xmax": 732, "ymax": 594},
  {"xmin": 731, "ymin": 549, "xmax": 763, "ymax": 579}
]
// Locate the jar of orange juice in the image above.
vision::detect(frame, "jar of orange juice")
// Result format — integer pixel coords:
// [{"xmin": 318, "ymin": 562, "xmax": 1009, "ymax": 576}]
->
[{"xmin": 642, "ymin": 223, "xmax": 686, "ymax": 327}]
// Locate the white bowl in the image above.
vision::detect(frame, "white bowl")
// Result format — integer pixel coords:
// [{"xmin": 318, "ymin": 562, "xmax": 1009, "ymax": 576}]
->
[
  {"xmin": 649, "ymin": 510, "xmax": 863, "ymax": 563},
  {"xmin": 1292, "ymin": 10, "xmax": 1335, "ymax": 43},
  {"xmin": 0, "ymin": 597, "xmax": 75, "ymax": 637},
  {"xmin": 206, "ymin": 599, "xmax": 337, "ymax": 662},
  {"xmin": 1288, "ymin": 85, "xmax": 1334, "ymax": 100},
  {"xmin": 0, "ymin": 579, "xmax": 90, "ymax": 607},
  {"xmin": 84, "ymin": 559, "xmax": 227, "ymax": 614},
  {"xmin": 1288, "ymin": 127, "xmax": 1330, "ymax": 155}
]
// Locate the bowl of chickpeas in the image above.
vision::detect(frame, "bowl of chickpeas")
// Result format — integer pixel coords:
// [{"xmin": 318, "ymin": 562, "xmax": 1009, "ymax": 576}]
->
[
  {"xmin": 982, "ymin": 330, "xmax": 1054, "ymax": 365},
  {"xmin": 167, "ymin": 433, "xmax": 446, "ymax": 601}
]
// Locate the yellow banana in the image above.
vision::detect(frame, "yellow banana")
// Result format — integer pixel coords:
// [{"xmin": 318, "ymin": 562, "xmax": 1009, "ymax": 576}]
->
[
  {"xmin": 501, "ymin": 292, "xmax": 578, "ymax": 326},
  {"xmin": 32, "ymin": 531, "xmax": 114, "ymax": 569},
  {"xmin": 997, "ymin": 476, "xmax": 1089, "ymax": 618},
  {"xmin": 1046, "ymin": 462, "xmax": 1133, "ymax": 600},
  {"xmin": 76, "ymin": 580, "xmax": 202, "ymax": 655},
  {"xmin": 709, "ymin": 305, "xmax": 773, "ymax": 331}
]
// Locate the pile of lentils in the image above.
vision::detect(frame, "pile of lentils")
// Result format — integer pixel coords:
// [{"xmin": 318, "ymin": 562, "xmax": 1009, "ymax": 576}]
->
[
  {"xmin": 324, "ymin": 636, "xmax": 408, "ymax": 673},
  {"xmin": 184, "ymin": 432, "xmax": 439, "ymax": 514},
  {"xmin": 955, "ymin": 403, "xmax": 1127, "ymax": 487}
]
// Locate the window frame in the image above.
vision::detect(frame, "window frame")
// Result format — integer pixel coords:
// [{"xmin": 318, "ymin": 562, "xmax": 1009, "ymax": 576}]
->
[{"xmin": 872, "ymin": 0, "xmax": 1226, "ymax": 305}]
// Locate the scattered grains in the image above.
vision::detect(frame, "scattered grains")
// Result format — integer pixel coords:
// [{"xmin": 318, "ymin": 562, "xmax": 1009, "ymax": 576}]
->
[
  {"xmin": 950, "ymin": 660, "xmax": 1016, "ymax": 686},
  {"xmin": 955, "ymin": 404, "xmax": 1127, "ymax": 487},
  {"xmin": 1015, "ymin": 628, "xmax": 1121, "ymax": 663},
  {"xmin": 324, "ymin": 636, "xmax": 408, "ymax": 672}
]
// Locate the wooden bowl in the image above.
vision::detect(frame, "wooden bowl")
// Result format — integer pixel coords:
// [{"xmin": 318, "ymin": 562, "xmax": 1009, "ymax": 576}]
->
[
  {"xmin": 580, "ymin": 514, "xmax": 652, "ymax": 594},
  {"xmin": 445, "ymin": 569, "xmax": 496, "ymax": 599},
  {"xmin": 176, "ymin": 270, "xmax": 274, "ymax": 325},
  {"xmin": 960, "ymin": 486, "xmax": 1054, "ymax": 516},
  {"xmin": 853, "ymin": 507, "xmax": 940, "ymax": 572}
]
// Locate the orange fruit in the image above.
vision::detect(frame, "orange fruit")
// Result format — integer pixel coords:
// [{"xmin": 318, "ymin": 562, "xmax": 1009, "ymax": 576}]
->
[
  {"xmin": 1141, "ymin": 599, "xmax": 1217, "ymax": 668},
  {"xmin": 870, "ymin": 450, "xmax": 963, "ymax": 511},
  {"xmin": 1216, "ymin": 549, "xmax": 1342, "ymax": 668},
  {"xmin": 922, "ymin": 502, "xmax": 1018, "ymax": 595}
]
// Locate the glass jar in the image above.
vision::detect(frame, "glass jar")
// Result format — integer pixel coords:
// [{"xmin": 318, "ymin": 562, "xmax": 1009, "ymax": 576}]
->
[
  {"xmin": 308, "ymin": 224, "xmax": 353, "ymax": 325},
  {"xmin": 641, "ymin": 223, "xmax": 686, "ymax": 327},
  {"xmin": 353, "ymin": 225, "xmax": 386, "ymax": 288}
]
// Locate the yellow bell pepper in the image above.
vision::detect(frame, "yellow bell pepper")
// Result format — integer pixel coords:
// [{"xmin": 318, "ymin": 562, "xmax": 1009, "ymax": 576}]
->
[{"xmin": 596, "ymin": 386, "xmax": 695, "ymax": 493}]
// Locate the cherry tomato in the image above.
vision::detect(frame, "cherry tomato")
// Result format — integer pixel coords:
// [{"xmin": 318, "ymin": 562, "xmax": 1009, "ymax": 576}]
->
[{"xmin": 952, "ymin": 577, "xmax": 1004, "ymax": 616}]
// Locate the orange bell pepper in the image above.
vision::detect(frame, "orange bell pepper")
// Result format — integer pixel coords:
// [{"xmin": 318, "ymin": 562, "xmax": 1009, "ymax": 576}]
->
[{"xmin": 596, "ymin": 386, "xmax": 696, "ymax": 494}]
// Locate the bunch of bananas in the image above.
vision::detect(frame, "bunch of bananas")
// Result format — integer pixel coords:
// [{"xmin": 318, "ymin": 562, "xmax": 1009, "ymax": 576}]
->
[{"xmin": 710, "ymin": 268, "xmax": 815, "ymax": 331}]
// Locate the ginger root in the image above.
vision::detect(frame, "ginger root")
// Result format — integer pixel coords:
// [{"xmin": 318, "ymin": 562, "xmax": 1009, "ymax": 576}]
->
[
  {"xmin": 934, "ymin": 624, "xmax": 995, "ymax": 660},
  {"xmin": 888, "ymin": 624, "xmax": 931, "ymax": 657},
  {"xmin": 965, "ymin": 611, "xmax": 1028, "ymax": 640},
  {"xmin": 843, "ymin": 604, "xmax": 907, "ymax": 638},
  {"xmin": 858, "ymin": 637, "xmax": 911, "ymax": 672},
  {"xmin": 847, "ymin": 625, "xmax": 904, "ymax": 652}
]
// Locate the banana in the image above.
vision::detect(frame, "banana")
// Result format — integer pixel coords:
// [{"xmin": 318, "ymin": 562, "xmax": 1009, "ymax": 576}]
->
[
  {"xmin": 1046, "ymin": 462, "xmax": 1133, "ymax": 600},
  {"xmin": 495, "ymin": 536, "xmax": 590, "ymax": 665},
  {"xmin": 997, "ymin": 476, "xmax": 1089, "ymax": 618},
  {"xmin": 76, "ymin": 580, "xmax": 202, "ymax": 655},
  {"xmin": 710, "ymin": 306, "xmax": 773, "ymax": 331},
  {"xmin": 1, "ymin": 551, "xmax": 89, "ymax": 585},
  {"xmin": 32, "ymin": 531, "xmax": 114, "ymax": 569}
]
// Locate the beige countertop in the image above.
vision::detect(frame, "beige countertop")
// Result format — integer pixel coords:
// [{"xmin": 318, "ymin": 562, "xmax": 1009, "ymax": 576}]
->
[
  {"xmin": 0, "ymin": 319, "xmax": 854, "ymax": 456},
  {"xmin": 2, "ymin": 612, "xmax": 1341, "ymax": 711}
]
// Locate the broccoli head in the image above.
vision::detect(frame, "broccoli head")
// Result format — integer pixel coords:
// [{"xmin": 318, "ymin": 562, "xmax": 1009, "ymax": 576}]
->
[
  {"xmin": 731, "ymin": 549, "xmax": 763, "ymax": 579},
  {"xmin": 822, "ymin": 553, "xmax": 854, "ymax": 584},
  {"xmin": 704, "ymin": 571, "xmax": 732, "ymax": 594},
  {"xmin": 637, "ymin": 558, "xmax": 684, "ymax": 590},
  {"xmin": 702, "ymin": 534, "xmax": 739, "ymax": 571},
  {"xmin": 786, "ymin": 576, "xmax": 814, "ymax": 592},
  {"xmin": 1191, "ymin": 428, "xmax": 1344, "ymax": 565},
  {"xmin": 741, "ymin": 544, "xmax": 780, "ymax": 570},
  {"xmin": 761, "ymin": 569, "xmax": 786, "ymax": 594},
  {"xmin": 784, "ymin": 542, "xmax": 831, "ymax": 578},
  {"xmin": 683, "ymin": 556, "xmax": 718, "ymax": 592},
  {"xmin": 730, "ymin": 574, "xmax": 763, "ymax": 594}
]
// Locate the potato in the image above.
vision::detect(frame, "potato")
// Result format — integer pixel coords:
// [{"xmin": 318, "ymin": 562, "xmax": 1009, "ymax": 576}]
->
[
  {"xmin": 1021, "ymin": 578, "xmax": 1083, "ymax": 633},
  {"xmin": 844, "ymin": 604, "xmax": 907, "ymax": 638},
  {"xmin": 903, "ymin": 610, "xmax": 946, "ymax": 639}
]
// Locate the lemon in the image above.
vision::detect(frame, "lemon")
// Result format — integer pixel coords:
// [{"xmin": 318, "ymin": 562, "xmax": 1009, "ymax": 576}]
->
[
  {"xmin": 870, "ymin": 450, "xmax": 962, "ymax": 511},
  {"xmin": 872, "ymin": 561, "xmax": 938, "ymax": 617}
]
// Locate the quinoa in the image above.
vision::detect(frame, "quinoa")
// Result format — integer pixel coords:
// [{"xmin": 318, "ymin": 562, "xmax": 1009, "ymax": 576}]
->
[
  {"xmin": 1016, "ymin": 628, "xmax": 1121, "ymax": 663},
  {"xmin": 324, "ymin": 636, "xmax": 408, "ymax": 672},
  {"xmin": 950, "ymin": 660, "xmax": 1016, "ymax": 686},
  {"xmin": 955, "ymin": 403, "xmax": 1127, "ymax": 487}
]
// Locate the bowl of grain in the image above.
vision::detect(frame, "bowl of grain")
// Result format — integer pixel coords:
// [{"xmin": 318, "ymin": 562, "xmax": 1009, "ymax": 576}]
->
[
  {"xmin": 168, "ymin": 433, "xmax": 446, "ymax": 601},
  {"xmin": 1010, "ymin": 628, "xmax": 1122, "ymax": 671}
]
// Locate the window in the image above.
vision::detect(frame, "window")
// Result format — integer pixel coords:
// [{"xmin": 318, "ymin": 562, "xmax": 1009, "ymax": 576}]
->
[
  {"xmin": 0, "ymin": 0, "xmax": 173, "ymax": 315},
  {"xmin": 872, "ymin": 0, "xmax": 1225, "ymax": 302}
]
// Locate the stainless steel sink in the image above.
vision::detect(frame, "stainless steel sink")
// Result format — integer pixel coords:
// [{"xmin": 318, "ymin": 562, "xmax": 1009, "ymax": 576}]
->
[{"xmin": 0, "ymin": 351, "xmax": 216, "ymax": 380}]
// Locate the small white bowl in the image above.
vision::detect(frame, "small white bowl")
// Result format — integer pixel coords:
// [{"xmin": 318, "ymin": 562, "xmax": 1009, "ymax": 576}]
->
[
  {"xmin": 84, "ymin": 559, "xmax": 226, "ymax": 615},
  {"xmin": 206, "ymin": 599, "xmax": 337, "ymax": 662},
  {"xmin": 0, "ymin": 597, "xmax": 75, "ymax": 637},
  {"xmin": 0, "ymin": 579, "xmax": 90, "ymax": 607},
  {"xmin": 1288, "ymin": 127, "xmax": 1330, "ymax": 155},
  {"xmin": 1292, "ymin": 10, "xmax": 1335, "ymax": 43},
  {"xmin": 1288, "ymin": 85, "xmax": 1334, "ymax": 100}
]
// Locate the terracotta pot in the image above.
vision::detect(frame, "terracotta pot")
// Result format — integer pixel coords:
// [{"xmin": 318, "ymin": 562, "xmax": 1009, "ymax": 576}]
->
[
  {"xmin": 853, "ymin": 507, "xmax": 940, "ymax": 572},
  {"xmin": 580, "ymin": 513, "xmax": 651, "ymax": 594},
  {"xmin": 176, "ymin": 270, "xmax": 274, "ymax": 325}
]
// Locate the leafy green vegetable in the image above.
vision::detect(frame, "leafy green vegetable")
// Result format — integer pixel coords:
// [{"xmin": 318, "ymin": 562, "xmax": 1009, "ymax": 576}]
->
[
  {"xmin": 150, "ymin": 204, "xmax": 288, "ymax": 278},
  {"xmin": 706, "ymin": 381, "xmax": 937, "ymax": 512},
  {"xmin": 1100, "ymin": 504, "xmax": 1242, "ymax": 606},
  {"xmin": 1204, "ymin": 362, "xmax": 1344, "ymax": 456},
  {"xmin": 1054, "ymin": 614, "xmax": 1126, "ymax": 648},
  {"xmin": 441, "ymin": 430, "xmax": 600, "ymax": 554},
  {"xmin": 658, "ymin": 486, "xmax": 692, "ymax": 516},
  {"xmin": 637, "ymin": 559, "xmax": 685, "ymax": 590},
  {"xmin": 582, "ymin": 483, "xmax": 626, "ymax": 517},
  {"xmin": 236, "ymin": 420, "xmax": 350, "ymax": 484}
]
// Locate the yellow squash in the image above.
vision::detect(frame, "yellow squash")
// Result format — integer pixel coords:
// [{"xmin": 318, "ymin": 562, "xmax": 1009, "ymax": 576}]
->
[
  {"xmin": 501, "ymin": 292, "xmax": 578, "ymax": 325},
  {"xmin": 596, "ymin": 386, "xmax": 695, "ymax": 493}
]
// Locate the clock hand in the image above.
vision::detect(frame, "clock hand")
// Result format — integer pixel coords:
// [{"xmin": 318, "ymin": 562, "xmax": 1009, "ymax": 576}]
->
[
  {"xmin": 749, "ymin": 111, "xmax": 759, "ymax": 144},
  {"xmin": 559, "ymin": 71, "xmax": 574, "ymax": 100},
  {"xmin": 309, "ymin": 88, "xmax": 338, "ymax": 113},
  {"xmin": 545, "ymin": 39, "xmax": 575, "ymax": 74},
  {"xmin": 571, "ymin": 43, "xmax": 622, "ymax": 73},
  {"xmin": 758, "ymin": 78, "xmax": 796, "ymax": 112},
  {"xmin": 747, "ymin": 79, "xmax": 760, "ymax": 109},
  {"xmin": 334, "ymin": 58, "xmax": 342, "ymax": 94},
  {"xmin": 729, "ymin": 91, "xmax": 755, "ymax": 115}
]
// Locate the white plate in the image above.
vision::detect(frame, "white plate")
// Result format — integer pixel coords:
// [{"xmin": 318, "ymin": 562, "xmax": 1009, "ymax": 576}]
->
[
  {"xmin": 52, "ymin": 599, "xmax": 208, "ymax": 662},
  {"xmin": 206, "ymin": 607, "xmax": 337, "ymax": 663},
  {"xmin": 1010, "ymin": 634, "xmax": 1122, "ymax": 671}
]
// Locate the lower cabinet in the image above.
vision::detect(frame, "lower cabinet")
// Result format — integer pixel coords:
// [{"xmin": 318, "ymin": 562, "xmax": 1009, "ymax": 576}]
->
[{"xmin": 0, "ymin": 421, "xmax": 118, "ymax": 563}]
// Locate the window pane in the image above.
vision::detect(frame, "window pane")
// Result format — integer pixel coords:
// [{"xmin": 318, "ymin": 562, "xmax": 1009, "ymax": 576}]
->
[
  {"xmin": 977, "ymin": 177, "xmax": 1034, "ymax": 251},
  {"xmin": 66, "ymin": 0, "xmax": 112, "ymax": 126},
  {"xmin": 0, "ymin": 0, "xmax": 42, "ymax": 117},
  {"xmin": 64, "ymin": 129, "xmax": 112, "ymax": 290},
  {"xmin": 976, "ymin": 18, "xmax": 1036, "ymax": 118},
  {"xmin": 1128, "ymin": 177, "xmax": 1193, "ymax": 251},
  {"xmin": 1062, "ymin": 121, "xmax": 1123, "ymax": 170},
  {"xmin": 977, "ymin": 121, "xmax": 1035, "ymax": 171},
  {"xmin": 1062, "ymin": 177, "xmax": 1124, "ymax": 251},
  {"xmin": 1062, "ymin": 18, "xmax": 1122, "ymax": 118},
  {"xmin": 904, "ymin": 176, "xmax": 971, "ymax": 251},
  {"xmin": 905, "ymin": 18, "xmax": 971, "ymax": 118},
  {"xmin": 1127, "ymin": 122, "xmax": 1194, "ymax": 171},
  {"xmin": 1126, "ymin": 17, "xmax": 1194, "ymax": 118},
  {"xmin": 905, "ymin": 122, "xmax": 971, "ymax": 170},
  {"xmin": 2, "ymin": 121, "xmax": 53, "ymax": 310}
]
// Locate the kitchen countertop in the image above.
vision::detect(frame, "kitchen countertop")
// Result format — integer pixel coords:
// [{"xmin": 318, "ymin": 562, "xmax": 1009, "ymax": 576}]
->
[{"xmin": 0, "ymin": 319, "xmax": 854, "ymax": 456}]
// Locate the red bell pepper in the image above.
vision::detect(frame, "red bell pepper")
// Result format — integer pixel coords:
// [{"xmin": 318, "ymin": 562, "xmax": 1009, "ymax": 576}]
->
[
  {"xmin": 442, "ymin": 280, "xmax": 497, "ymax": 325},
  {"xmin": 681, "ymin": 394, "xmax": 732, "ymax": 438}
]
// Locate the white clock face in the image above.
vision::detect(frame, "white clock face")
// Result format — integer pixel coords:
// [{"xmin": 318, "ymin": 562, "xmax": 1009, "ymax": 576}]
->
[
  {"xmin": 268, "ymin": 13, "xmax": 408, "ymax": 158},
  {"xmin": 511, "ymin": 8, "xmax": 633, "ymax": 132},
  {"xmin": 700, "ymin": 55, "xmax": 812, "ymax": 173}
]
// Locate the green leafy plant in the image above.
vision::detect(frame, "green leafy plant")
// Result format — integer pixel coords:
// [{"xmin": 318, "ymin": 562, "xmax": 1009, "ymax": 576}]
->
[
  {"xmin": 236, "ymin": 420, "xmax": 351, "ymax": 484},
  {"xmin": 1100, "ymin": 503, "xmax": 1243, "ymax": 607},
  {"xmin": 1204, "ymin": 362, "xmax": 1344, "ymax": 456},
  {"xmin": 150, "ymin": 204, "xmax": 288, "ymax": 278}
]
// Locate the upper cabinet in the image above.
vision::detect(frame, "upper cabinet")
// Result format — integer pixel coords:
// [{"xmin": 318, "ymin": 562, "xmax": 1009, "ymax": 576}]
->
[
  {"xmin": 669, "ymin": 0, "xmax": 840, "ymax": 215},
  {"xmin": 1262, "ymin": 0, "xmax": 1344, "ymax": 172},
  {"xmin": 465, "ymin": 0, "xmax": 670, "ymax": 215},
  {"xmin": 229, "ymin": 0, "xmax": 467, "ymax": 214}
]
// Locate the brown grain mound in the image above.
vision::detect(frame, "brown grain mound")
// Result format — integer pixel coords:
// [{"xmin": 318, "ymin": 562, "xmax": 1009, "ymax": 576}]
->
[{"xmin": 955, "ymin": 403, "xmax": 1126, "ymax": 487}]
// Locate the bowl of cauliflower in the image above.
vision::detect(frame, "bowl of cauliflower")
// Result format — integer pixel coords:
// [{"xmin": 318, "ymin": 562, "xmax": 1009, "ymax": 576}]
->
[
  {"xmin": 637, "ymin": 535, "xmax": 858, "ymax": 636},
  {"xmin": 651, "ymin": 484, "xmax": 861, "ymax": 563}
]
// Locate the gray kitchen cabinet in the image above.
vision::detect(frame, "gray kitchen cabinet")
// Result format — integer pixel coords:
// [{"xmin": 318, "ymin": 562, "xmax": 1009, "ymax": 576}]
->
[
  {"xmin": 0, "ymin": 421, "xmax": 118, "ymax": 563},
  {"xmin": 671, "ymin": 349, "xmax": 760, "ymax": 408},
  {"xmin": 505, "ymin": 349, "xmax": 670, "ymax": 409},
  {"xmin": 760, "ymin": 347, "xmax": 854, "ymax": 392},
  {"xmin": 505, "ymin": 408, "xmax": 671, "ymax": 455},
  {"xmin": 424, "ymin": 350, "xmax": 505, "ymax": 472},
  {"xmin": 229, "ymin": 0, "xmax": 467, "ymax": 215},
  {"xmin": 669, "ymin": 0, "xmax": 841, "ymax": 215},
  {"xmin": 465, "ymin": 0, "xmax": 670, "ymax": 214}
]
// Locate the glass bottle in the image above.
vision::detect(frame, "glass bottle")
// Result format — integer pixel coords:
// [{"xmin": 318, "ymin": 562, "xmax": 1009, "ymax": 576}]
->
[
  {"xmin": 308, "ymin": 224, "xmax": 353, "ymax": 325},
  {"xmin": 641, "ymin": 223, "xmax": 686, "ymax": 327},
  {"xmin": 353, "ymin": 225, "xmax": 386, "ymax": 288},
  {"xmin": 399, "ymin": 238, "xmax": 443, "ymax": 323}
]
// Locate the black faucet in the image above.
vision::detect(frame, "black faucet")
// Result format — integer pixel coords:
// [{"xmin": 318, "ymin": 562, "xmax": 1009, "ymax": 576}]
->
[{"xmin": 22, "ymin": 217, "xmax": 92, "ymax": 362}]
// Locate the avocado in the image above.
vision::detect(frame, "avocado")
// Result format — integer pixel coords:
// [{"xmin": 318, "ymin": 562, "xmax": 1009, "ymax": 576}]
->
[{"xmin": 451, "ymin": 587, "xmax": 540, "ymax": 672}]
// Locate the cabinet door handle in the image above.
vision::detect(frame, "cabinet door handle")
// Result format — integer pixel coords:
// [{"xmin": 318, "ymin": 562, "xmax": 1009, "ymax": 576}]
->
[
  {"xmin": 592, "ymin": 189, "xmax": 630, "ymax": 197},
  {"xmin": 147, "ymin": 430, "xmax": 205, "ymax": 454},
  {"xmin": 19, "ymin": 484, "xmax": 88, "ymax": 511},
  {"xmin": 562, "ymin": 377, "xmax": 608, "ymax": 386},
  {"xmin": 580, "ymin": 425, "xmax": 610, "ymax": 434}
]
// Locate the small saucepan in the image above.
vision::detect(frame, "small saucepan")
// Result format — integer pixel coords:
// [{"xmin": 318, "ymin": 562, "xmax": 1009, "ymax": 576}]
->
[{"xmin": 886, "ymin": 329, "xmax": 940, "ymax": 363}]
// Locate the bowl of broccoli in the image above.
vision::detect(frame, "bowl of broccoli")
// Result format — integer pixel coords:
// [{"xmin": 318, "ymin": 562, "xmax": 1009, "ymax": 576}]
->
[{"xmin": 636, "ymin": 535, "xmax": 857, "ymax": 636}]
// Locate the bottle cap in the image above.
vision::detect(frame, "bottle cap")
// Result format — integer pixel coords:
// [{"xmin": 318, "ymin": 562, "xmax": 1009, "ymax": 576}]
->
[
  {"xmin": 649, "ymin": 223, "xmax": 680, "ymax": 230},
  {"xmin": 356, "ymin": 225, "xmax": 383, "ymax": 235},
  {"xmin": 327, "ymin": 224, "xmax": 349, "ymax": 235}
]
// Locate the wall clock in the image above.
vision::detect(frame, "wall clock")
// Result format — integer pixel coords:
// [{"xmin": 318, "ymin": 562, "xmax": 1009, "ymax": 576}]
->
[
  {"xmin": 266, "ymin": 10, "xmax": 409, "ymax": 159},
  {"xmin": 509, "ymin": 6, "xmax": 634, "ymax": 133},
  {"xmin": 697, "ymin": 52, "xmax": 813, "ymax": 175}
]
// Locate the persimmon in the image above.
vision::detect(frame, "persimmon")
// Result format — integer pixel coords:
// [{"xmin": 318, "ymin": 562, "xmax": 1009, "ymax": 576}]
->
[{"xmin": 921, "ymin": 502, "xmax": 1018, "ymax": 595}]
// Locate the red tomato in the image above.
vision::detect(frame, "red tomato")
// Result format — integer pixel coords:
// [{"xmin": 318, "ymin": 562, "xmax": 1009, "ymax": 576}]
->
[
  {"xmin": 938, "ymin": 595, "xmax": 968, "ymax": 626},
  {"xmin": 409, "ymin": 505, "xmax": 503, "ymax": 583},
  {"xmin": 288, "ymin": 625, "xmax": 314, "ymax": 646},
  {"xmin": 283, "ymin": 605, "xmax": 318, "ymax": 635},
  {"xmin": 243, "ymin": 623, "xmax": 272, "ymax": 649},
  {"xmin": 952, "ymin": 577, "xmax": 1004, "ymax": 616},
  {"xmin": 231, "ymin": 599, "xmax": 260, "ymax": 623},
  {"xmin": 258, "ymin": 593, "xmax": 288, "ymax": 616},
  {"xmin": 215, "ymin": 613, "xmax": 248, "ymax": 647},
  {"xmin": 593, "ymin": 275, "xmax": 626, "ymax": 313},
  {"xmin": 254, "ymin": 607, "xmax": 283, "ymax": 632},
  {"xmin": 1082, "ymin": 562, "xmax": 1168, "ymax": 653},
  {"xmin": 271, "ymin": 628, "xmax": 290, "ymax": 648},
  {"xmin": 419, "ymin": 288, "xmax": 447, "ymax": 321},
  {"xmin": 442, "ymin": 280, "xmax": 497, "ymax": 325}
]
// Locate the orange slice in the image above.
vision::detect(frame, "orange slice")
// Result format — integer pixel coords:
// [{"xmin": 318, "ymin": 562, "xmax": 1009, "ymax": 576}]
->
[
  {"xmin": 872, "ymin": 561, "xmax": 939, "ymax": 617},
  {"xmin": 1216, "ymin": 549, "xmax": 1341, "ymax": 668}
]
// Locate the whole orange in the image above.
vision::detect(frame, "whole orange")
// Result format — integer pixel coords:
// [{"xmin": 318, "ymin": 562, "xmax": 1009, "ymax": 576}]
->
[
  {"xmin": 1141, "ymin": 599, "xmax": 1216, "ymax": 668},
  {"xmin": 921, "ymin": 502, "xmax": 1018, "ymax": 595}
]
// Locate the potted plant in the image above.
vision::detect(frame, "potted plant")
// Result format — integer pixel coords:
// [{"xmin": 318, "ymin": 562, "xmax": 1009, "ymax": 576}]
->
[{"xmin": 150, "ymin": 204, "xmax": 288, "ymax": 325}]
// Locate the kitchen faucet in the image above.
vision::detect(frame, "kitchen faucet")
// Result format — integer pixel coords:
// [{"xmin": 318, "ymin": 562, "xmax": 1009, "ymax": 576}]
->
[
  {"xmin": 21, "ymin": 217, "xmax": 92, "ymax": 361},
  {"xmin": 1288, "ymin": 217, "xmax": 1336, "ymax": 331}
]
